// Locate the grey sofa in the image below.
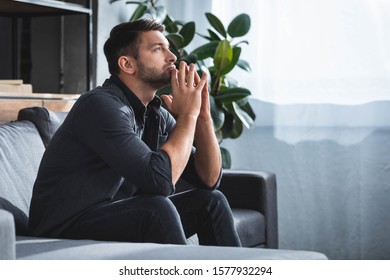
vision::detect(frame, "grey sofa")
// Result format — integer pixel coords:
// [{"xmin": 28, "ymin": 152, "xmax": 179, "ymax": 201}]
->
[{"xmin": 0, "ymin": 106, "xmax": 327, "ymax": 260}]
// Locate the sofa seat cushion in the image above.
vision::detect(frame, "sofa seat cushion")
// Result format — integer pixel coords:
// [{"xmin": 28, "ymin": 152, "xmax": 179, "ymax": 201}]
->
[
  {"xmin": 232, "ymin": 208, "xmax": 265, "ymax": 247},
  {"xmin": 0, "ymin": 121, "xmax": 45, "ymax": 235},
  {"xmin": 15, "ymin": 236, "xmax": 327, "ymax": 260}
]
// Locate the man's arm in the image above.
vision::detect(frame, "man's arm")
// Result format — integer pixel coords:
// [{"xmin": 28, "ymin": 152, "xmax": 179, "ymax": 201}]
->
[
  {"xmin": 160, "ymin": 62, "xmax": 207, "ymax": 184},
  {"xmin": 193, "ymin": 73, "xmax": 222, "ymax": 188}
]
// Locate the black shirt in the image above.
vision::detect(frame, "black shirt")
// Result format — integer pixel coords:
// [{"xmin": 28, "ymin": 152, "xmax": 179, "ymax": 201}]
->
[{"xmin": 28, "ymin": 75, "xmax": 221, "ymax": 237}]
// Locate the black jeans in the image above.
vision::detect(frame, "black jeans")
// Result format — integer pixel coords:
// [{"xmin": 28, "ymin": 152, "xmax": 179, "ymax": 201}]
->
[{"xmin": 62, "ymin": 189, "xmax": 241, "ymax": 247}]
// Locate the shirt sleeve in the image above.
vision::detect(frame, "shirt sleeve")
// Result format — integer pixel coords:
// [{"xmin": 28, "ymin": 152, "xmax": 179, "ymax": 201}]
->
[{"xmin": 73, "ymin": 93, "xmax": 175, "ymax": 196}]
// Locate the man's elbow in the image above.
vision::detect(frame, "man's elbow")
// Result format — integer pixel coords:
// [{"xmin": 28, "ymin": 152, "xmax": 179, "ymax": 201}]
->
[
  {"xmin": 195, "ymin": 161, "xmax": 222, "ymax": 189},
  {"xmin": 199, "ymin": 169, "xmax": 222, "ymax": 190},
  {"xmin": 145, "ymin": 152, "xmax": 175, "ymax": 196},
  {"xmin": 202, "ymin": 176, "xmax": 219, "ymax": 189}
]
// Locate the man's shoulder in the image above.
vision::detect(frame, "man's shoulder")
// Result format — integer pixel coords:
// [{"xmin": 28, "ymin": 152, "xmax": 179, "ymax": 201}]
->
[
  {"xmin": 70, "ymin": 84, "xmax": 134, "ymax": 121},
  {"xmin": 76, "ymin": 84, "xmax": 129, "ymax": 109},
  {"xmin": 81, "ymin": 84, "xmax": 123, "ymax": 101}
]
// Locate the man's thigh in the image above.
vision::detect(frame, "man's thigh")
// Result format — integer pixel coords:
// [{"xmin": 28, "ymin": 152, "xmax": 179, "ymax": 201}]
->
[{"xmin": 62, "ymin": 195, "xmax": 185, "ymax": 243}]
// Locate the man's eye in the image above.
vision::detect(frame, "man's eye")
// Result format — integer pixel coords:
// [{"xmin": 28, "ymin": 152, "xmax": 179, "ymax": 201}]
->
[{"xmin": 154, "ymin": 47, "xmax": 162, "ymax": 52}]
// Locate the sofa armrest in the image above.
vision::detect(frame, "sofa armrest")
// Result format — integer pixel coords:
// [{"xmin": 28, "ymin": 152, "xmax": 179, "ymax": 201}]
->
[
  {"xmin": 0, "ymin": 209, "xmax": 16, "ymax": 259},
  {"xmin": 218, "ymin": 169, "xmax": 278, "ymax": 248}
]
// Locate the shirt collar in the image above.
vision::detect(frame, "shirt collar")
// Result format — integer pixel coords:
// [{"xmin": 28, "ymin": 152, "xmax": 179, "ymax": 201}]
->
[{"xmin": 107, "ymin": 75, "xmax": 162, "ymax": 119}]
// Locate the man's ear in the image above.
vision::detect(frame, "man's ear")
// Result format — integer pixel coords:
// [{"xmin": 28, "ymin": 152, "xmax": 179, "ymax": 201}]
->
[{"xmin": 118, "ymin": 55, "xmax": 136, "ymax": 74}]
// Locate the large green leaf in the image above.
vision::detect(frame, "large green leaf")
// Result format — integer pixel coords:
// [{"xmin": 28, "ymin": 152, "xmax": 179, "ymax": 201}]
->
[
  {"xmin": 213, "ymin": 40, "xmax": 233, "ymax": 73},
  {"xmin": 222, "ymin": 104, "xmax": 244, "ymax": 139},
  {"xmin": 223, "ymin": 115, "xmax": 243, "ymax": 139},
  {"xmin": 220, "ymin": 46, "xmax": 241, "ymax": 76},
  {"xmin": 208, "ymin": 29, "xmax": 222, "ymax": 41},
  {"xmin": 179, "ymin": 21, "xmax": 195, "ymax": 48},
  {"xmin": 237, "ymin": 59, "xmax": 251, "ymax": 71},
  {"xmin": 214, "ymin": 87, "xmax": 251, "ymax": 103},
  {"xmin": 232, "ymin": 101, "xmax": 255, "ymax": 129},
  {"xmin": 220, "ymin": 109, "xmax": 235, "ymax": 137},
  {"xmin": 163, "ymin": 15, "xmax": 178, "ymax": 33},
  {"xmin": 227, "ymin": 13, "xmax": 251, "ymax": 38},
  {"xmin": 166, "ymin": 33, "xmax": 184, "ymax": 49},
  {"xmin": 236, "ymin": 97, "xmax": 256, "ymax": 120},
  {"xmin": 191, "ymin": 41, "xmax": 219, "ymax": 60},
  {"xmin": 205, "ymin": 12, "xmax": 227, "ymax": 38},
  {"xmin": 210, "ymin": 96, "xmax": 225, "ymax": 130},
  {"xmin": 130, "ymin": 4, "xmax": 148, "ymax": 21},
  {"xmin": 220, "ymin": 147, "xmax": 232, "ymax": 169}
]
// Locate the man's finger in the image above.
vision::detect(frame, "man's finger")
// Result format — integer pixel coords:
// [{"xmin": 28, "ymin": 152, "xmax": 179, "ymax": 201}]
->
[
  {"xmin": 160, "ymin": 94, "xmax": 173, "ymax": 111},
  {"xmin": 194, "ymin": 69, "xmax": 201, "ymax": 85},
  {"xmin": 187, "ymin": 63, "xmax": 195, "ymax": 88},
  {"xmin": 170, "ymin": 69, "xmax": 179, "ymax": 94},
  {"xmin": 196, "ymin": 72, "xmax": 208, "ymax": 91},
  {"xmin": 178, "ymin": 61, "xmax": 187, "ymax": 87}
]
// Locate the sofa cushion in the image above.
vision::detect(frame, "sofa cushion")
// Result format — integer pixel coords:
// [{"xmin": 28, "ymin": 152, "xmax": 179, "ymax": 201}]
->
[
  {"xmin": 15, "ymin": 236, "xmax": 328, "ymax": 260},
  {"xmin": 17, "ymin": 107, "xmax": 67, "ymax": 148},
  {"xmin": 232, "ymin": 209, "xmax": 265, "ymax": 247},
  {"xmin": 0, "ymin": 121, "xmax": 45, "ymax": 235},
  {"xmin": 0, "ymin": 209, "xmax": 16, "ymax": 259}
]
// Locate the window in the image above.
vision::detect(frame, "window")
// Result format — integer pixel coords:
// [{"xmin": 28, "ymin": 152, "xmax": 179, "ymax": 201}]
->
[{"xmin": 212, "ymin": 0, "xmax": 390, "ymax": 104}]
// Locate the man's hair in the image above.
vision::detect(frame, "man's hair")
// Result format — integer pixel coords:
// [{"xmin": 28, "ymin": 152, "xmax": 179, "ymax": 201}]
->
[{"xmin": 103, "ymin": 19, "xmax": 165, "ymax": 74}]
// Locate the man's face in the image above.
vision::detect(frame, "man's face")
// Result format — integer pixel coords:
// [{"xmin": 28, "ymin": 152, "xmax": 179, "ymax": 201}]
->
[{"xmin": 135, "ymin": 31, "xmax": 177, "ymax": 89}]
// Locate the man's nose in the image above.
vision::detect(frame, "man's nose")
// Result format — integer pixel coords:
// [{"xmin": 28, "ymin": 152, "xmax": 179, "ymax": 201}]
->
[{"xmin": 167, "ymin": 49, "xmax": 177, "ymax": 63}]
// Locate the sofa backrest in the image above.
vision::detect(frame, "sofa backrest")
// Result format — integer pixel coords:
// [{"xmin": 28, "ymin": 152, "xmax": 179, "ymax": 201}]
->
[
  {"xmin": 18, "ymin": 106, "xmax": 67, "ymax": 148},
  {"xmin": 0, "ymin": 120, "xmax": 45, "ymax": 235},
  {"xmin": 0, "ymin": 107, "xmax": 67, "ymax": 235}
]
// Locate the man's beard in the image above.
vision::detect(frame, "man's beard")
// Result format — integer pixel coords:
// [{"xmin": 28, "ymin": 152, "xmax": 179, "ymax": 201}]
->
[{"xmin": 136, "ymin": 61, "xmax": 171, "ymax": 89}]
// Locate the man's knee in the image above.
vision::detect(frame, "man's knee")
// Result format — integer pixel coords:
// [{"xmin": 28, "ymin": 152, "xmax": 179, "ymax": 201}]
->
[
  {"xmin": 199, "ymin": 189, "xmax": 226, "ymax": 200},
  {"xmin": 190, "ymin": 189, "xmax": 230, "ymax": 209},
  {"xmin": 144, "ymin": 195, "xmax": 181, "ymax": 219},
  {"xmin": 209, "ymin": 190, "xmax": 230, "ymax": 208},
  {"xmin": 209, "ymin": 189, "xmax": 227, "ymax": 201}
]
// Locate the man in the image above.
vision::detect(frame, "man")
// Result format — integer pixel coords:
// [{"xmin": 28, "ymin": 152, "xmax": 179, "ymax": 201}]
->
[{"xmin": 28, "ymin": 19, "xmax": 241, "ymax": 246}]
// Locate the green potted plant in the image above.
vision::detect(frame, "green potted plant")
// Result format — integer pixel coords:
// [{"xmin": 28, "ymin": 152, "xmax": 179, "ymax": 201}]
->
[{"xmin": 110, "ymin": 0, "xmax": 255, "ymax": 168}]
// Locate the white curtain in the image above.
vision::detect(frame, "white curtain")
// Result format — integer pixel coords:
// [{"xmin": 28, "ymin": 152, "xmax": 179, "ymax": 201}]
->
[
  {"xmin": 213, "ymin": 0, "xmax": 390, "ymax": 259},
  {"xmin": 212, "ymin": 0, "xmax": 390, "ymax": 104}
]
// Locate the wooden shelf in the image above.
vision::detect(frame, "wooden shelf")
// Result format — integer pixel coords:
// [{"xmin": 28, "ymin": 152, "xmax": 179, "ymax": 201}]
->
[
  {"xmin": 0, "ymin": 92, "xmax": 80, "ymax": 100},
  {"xmin": 0, "ymin": 0, "xmax": 93, "ymax": 91},
  {"xmin": 0, "ymin": 92, "xmax": 79, "ymax": 123},
  {"xmin": 0, "ymin": 0, "xmax": 91, "ymax": 16}
]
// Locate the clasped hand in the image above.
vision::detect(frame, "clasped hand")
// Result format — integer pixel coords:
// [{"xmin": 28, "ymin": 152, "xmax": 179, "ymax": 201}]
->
[{"xmin": 160, "ymin": 61, "xmax": 209, "ymax": 120}]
